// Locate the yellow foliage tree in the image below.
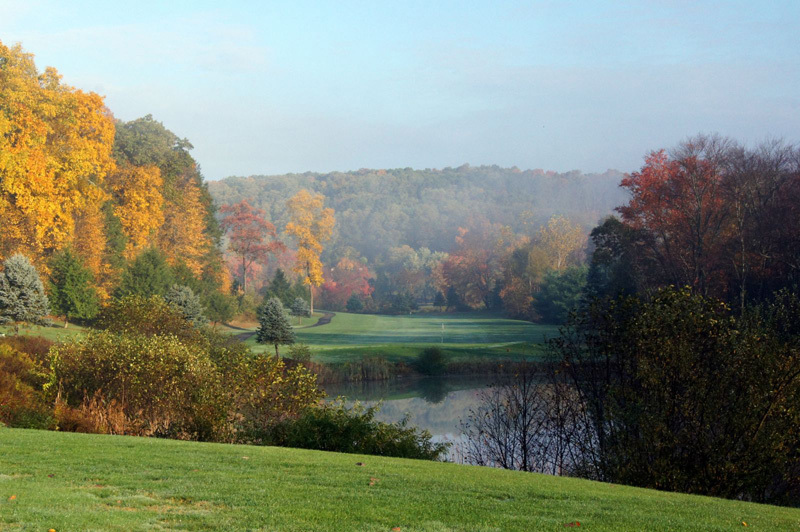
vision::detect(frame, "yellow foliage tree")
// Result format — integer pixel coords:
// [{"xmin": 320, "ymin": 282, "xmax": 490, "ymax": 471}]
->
[
  {"xmin": 107, "ymin": 165, "xmax": 164, "ymax": 260},
  {"xmin": 0, "ymin": 41, "xmax": 115, "ymax": 269},
  {"xmin": 536, "ymin": 215, "xmax": 585, "ymax": 271},
  {"xmin": 285, "ymin": 190, "xmax": 335, "ymax": 314},
  {"xmin": 159, "ymin": 175, "xmax": 209, "ymax": 276}
]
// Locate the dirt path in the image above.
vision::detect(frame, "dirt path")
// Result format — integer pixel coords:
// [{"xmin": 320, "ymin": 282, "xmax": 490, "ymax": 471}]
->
[{"xmin": 233, "ymin": 311, "xmax": 335, "ymax": 342}]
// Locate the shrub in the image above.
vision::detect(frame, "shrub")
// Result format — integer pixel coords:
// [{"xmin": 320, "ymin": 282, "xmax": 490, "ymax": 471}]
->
[
  {"xmin": 264, "ymin": 400, "xmax": 449, "ymax": 460},
  {"xmin": 50, "ymin": 331, "xmax": 226, "ymax": 439},
  {"xmin": 0, "ymin": 344, "xmax": 53, "ymax": 429},
  {"xmin": 0, "ymin": 335, "xmax": 54, "ymax": 366},
  {"xmin": 415, "ymin": 346, "xmax": 448, "ymax": 376},
  {"xmin": 96, "ymin": 295, "xmax": 196, "ymax": 339},
  {"xmin": 287, "ymin": 343, "xmax": 312, "ymax": 363}
]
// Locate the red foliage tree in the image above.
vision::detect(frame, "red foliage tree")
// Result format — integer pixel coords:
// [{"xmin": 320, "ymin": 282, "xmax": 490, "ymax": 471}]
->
[
  {"xmin": 220, "ymin": 200, "xmax": 285, "ymax": 293},
  {"xmin": 618, "ymin": 148, "xmax": 730, "ymax": 297}
]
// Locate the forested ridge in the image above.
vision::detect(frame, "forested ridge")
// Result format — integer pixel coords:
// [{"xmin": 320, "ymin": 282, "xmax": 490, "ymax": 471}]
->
[{"xmin": 208, "ymin": 165, "xmax": 628, "ymax": 262}]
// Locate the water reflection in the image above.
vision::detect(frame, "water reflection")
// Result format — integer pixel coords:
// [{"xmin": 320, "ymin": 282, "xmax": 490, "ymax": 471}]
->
[{"xmin": 322, "ymin": 376, "xmax": 498, "ymax": 440}]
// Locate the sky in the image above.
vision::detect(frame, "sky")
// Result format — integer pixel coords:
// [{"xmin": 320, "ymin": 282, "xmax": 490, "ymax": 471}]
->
[{"xmin": 1, "ymin": 0, "xmax": 798, "ymax": 180}]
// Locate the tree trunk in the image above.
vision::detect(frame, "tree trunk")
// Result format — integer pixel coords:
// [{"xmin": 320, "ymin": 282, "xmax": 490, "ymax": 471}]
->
[
  {"xmin": 242, "ymin": 256, "xmax": 247, "ymax": 293},
  {"xmin": 275, "ymin": 344, "xmax": 280, "ymax": 359},
  {"xmin": 64, "ymin": 316, "xmax": 69, "ymax": 328},
  {"xmin": 310, "ymin": 285, "xmax": 314, "ymax": 315}
]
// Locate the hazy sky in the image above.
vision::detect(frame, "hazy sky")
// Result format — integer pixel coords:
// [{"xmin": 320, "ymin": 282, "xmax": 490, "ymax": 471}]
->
[{"xmin": 2, "ymin": 0, "xmax": 798, "ymax": 180}]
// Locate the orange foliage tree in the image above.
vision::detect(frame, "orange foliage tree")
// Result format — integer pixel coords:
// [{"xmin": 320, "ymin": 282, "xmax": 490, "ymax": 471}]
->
[{"xmin": 285, "ymin": 190, "xmax": 335, "ymax": 314}]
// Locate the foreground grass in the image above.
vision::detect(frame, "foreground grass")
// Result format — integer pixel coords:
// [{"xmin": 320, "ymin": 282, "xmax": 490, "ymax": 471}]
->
[
  {"xmin": 1, "ymin": 429, "xmax": 798, "ymax": 531},
  {"xmin": 236, "ymin": 311, "xmax": 557, "ymax": 363}
]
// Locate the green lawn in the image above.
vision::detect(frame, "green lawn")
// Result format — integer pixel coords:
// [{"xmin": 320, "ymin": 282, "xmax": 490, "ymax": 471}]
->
[
  {"xmin": 235, "ymin": 311, "xmax": 558, "ymax": 363},
  {"xmin": 0, "ymin": 319, "xmax": 88, "ymax": 342},
  {"xmin": 1, "ymin": 428, "xmax": 797, "ymax": 531}
]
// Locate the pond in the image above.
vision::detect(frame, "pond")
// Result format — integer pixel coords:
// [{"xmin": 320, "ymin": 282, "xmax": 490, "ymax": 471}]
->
[{"xmin": 322, "ymin": 376, "xmax": 501, "ymax": 445}]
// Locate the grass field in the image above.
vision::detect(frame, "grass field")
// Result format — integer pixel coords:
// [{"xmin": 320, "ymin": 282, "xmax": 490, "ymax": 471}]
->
[
  {"xmin": 0, "ymin": 319, "xmax": 87, "ymax": 342},
  {"xmin": 233, "ymin": 311, "xmax": 558, "ymax": 363},
  {"xmin": 1, "ymin": 428, "xmax": 798, "ymax": 531}
]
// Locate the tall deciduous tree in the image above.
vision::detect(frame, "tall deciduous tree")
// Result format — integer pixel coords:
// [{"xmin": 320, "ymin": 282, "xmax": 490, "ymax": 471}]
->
[
  {"xmin": 285, "ymin": 190, "xmax": 335, "ymax": 314},
  {"xmin": 618, "ymin": 141, "xmax": 730, "ymax": 297},
  {"xmin": 220, "ymin": 200, "xmax": 284, "ymax": 294},
  {"xmin": 48, "ymin": 248, "xmax": 99, "ymax": 327},
  {"xmin": 536, "ymin": 215, "xmax": 585, "ymax": 271},
  {"xmin": 0, "ymin": 41, "xmax": 115, "ymax": 269},
  {"xmin": 0, "ymin": 254, "xmax": 50, "ymax": 333},
  {"xmin": 256, "ymin": 297, "xmax": 296, "ymax": 358},
  {"xmin": 107, "ymin": 165, "xmax": 164, "ymax": 259}
]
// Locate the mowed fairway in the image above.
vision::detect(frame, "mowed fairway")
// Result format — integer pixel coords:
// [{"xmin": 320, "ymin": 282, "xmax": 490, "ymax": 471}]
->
[
  {"xmin": 236, "ymin": 311, "xmax": 558, "ymax": 363},
  {"xmin": 2, "ymin": 428, "xmax": 799, "ymax": 531}
]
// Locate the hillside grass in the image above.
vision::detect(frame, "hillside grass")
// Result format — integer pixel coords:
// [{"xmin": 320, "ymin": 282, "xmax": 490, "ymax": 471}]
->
[
  {"xmin": 1, "ymin": 428, "xmax": 798, "ymax": 531},
  {"xmin": 235, "ymin": 311, "xmax": 557, "ymax": 363}
]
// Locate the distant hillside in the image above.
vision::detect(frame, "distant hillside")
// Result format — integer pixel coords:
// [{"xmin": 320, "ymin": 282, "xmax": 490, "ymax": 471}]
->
[{"xmin": 209, "ymin": 165, "xmax": 628, "ymax": 261}]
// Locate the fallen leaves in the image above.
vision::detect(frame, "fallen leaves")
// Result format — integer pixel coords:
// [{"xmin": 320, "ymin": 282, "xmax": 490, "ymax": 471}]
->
[
  {"xmin": 563, "ymin": 522, "xmax": 580, "ymax": 528},
  {"xmin": 8, "ymin": 495, "xmax": 16, "ymax": 501},
  {"xmin": 368, "ymin": 477, "xmax": 380, "ymax": 487},
  {"xmin": 355, "ymin": 462, "xmax": 364, "ymax": 466}
]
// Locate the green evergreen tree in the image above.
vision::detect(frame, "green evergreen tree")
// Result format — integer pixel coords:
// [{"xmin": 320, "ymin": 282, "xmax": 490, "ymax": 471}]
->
[
  {"xmin": 264, "ymin": 268, "xmax": 293, "ymax": 306},
  {"xmin": 256, "ymin": 297, "xmax": 296, "ymax": 358},
  {"xmin": 433, "ymin": 291, "xmax": 447, "ymax": 311},
  {"xmin": 0, "ymin": 254, "xmax": 51, "ymax": 333},
  {"xmin": 48, "ymin": 249, "xmax": 99, "ymax": 327},
  {"xmin": 164, "ymin": 284, "xmax": 208, "ymax": 327},
  {"xmin": 115, "ymin": 248, "xmax": 175, "ymax": 298},
  {"xmin": 205, "ymin": 291, "xmax": 236, "ymax": 327},
  {"xmin": 290, "ymin": 296, "xmax": 311, "ymax": 324},
  {"xmin": 346, "ymin": 294, "xmax": 364, "ymax": 313}
]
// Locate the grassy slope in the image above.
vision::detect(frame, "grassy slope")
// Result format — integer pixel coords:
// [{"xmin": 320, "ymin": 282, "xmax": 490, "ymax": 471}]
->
[
  {"xmin": 236, "ymin": 311, "xmax": 558, "ymax": 363},
  {"xmin": 1, "ymin": 429, "xmax": 798, "ymax": 531}
]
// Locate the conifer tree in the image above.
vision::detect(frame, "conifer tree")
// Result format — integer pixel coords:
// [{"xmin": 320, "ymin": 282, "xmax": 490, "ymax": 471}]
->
[
  {"xmin": 256, "ymin": 297, "xmax": 295, "ymax": 358},
  {"xmin": 290, "ymin": 296, "xmax": 311, "ymax": 324},
  {"xmin": 0, "ymin": 254, "xmax": 51, "ymax": 333},
  {"xmin": 164, "ymin": 284, "xmax": 208, "ymax": 327},
  {"xmin": 115, "ymin": 248, "xmax": 175, "ymax": 298},
  {"xmin": 48, "ymin": 248, "xmax": 99, "ymax": 327}
]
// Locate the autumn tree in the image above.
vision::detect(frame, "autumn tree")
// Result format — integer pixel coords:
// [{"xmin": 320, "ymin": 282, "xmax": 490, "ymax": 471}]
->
[
  {"xmin": 286, "ymin": 190, "xmax": 335, "ymax": 314},
  {"xmin": 535, "ymin": 215, "xmax": 585, "ymax": 271},
  {"xmin": 618, "ymin": 138, "xmax": 735, "ymax": 297},
  {"xmin": 106, "ymin": 165, "xmax": 164, "ymax": 259},
  {"xmin": 220, "ymin": 200, "xmax": 284, "ymax": 294},
  {"xmin": 0, "ymin": 41, "xmax": 115, "ymax": 268}
]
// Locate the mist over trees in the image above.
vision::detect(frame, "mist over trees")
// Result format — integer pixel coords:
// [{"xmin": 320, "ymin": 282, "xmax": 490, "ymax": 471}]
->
[{"xmin": 209, "ymin": 165, "xmax": 627, "ymax": 264}]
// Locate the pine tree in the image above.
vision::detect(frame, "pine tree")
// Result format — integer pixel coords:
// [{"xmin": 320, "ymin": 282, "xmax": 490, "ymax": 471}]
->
[
  {"xmin": 0, "ymin": 254, "xmax": 51, "ymax": 333},
  {"xmin": 265, "ymin": 268, "xmax": 293, "ymax": 306},
  {"xmin": 115, "ymin": 248, "xmax": 174, "ymax": 298},
  {"xmin": 48, "ymin": 248, "xmax": 99, "ymax": 327},
  {"xmin": 256, "ymin": 297, "xmax": 295, "ymax": 358},
  {"xmin": 164, "ymin": 284, "xmax": 208, "ymax": 327},
  {"xmin": 205, "ymin": 291, "xmax": 236, "ymax": 327},
  {"xmin": 290, "ymin": 296, "xmax": 311, "ymax": 325}
]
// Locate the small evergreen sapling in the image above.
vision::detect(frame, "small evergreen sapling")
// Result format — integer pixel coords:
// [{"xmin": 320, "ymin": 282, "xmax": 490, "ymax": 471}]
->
[
  {"xmin": 256, "ymin": 297, "xmax": 296, "ymax": 357},
  {"xmin": 0, "ymin": 254, "xmax": 51, "ymax": 333},
  {"xmin": 290, "ymin": 296, "xmax": 311, "ymax": 325}
]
